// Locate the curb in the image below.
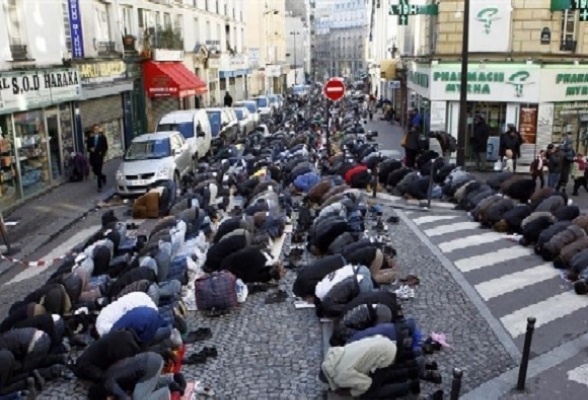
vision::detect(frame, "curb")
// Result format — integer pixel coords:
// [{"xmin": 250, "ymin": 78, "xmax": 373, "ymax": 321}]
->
[{"xmin": 0, "ymin": 188, "xmax": 115, "ymax": 278}]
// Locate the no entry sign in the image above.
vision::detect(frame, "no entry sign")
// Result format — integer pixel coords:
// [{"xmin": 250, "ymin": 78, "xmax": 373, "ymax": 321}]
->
[{"xmin": 323, "ymin": 78, "xmax": 346, "ymax": 101}]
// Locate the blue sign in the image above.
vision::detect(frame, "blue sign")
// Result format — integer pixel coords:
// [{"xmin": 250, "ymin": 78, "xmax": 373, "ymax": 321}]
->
[
  {"xmin": 67, "ymin": 0, "xmax": 85, "ymax": 58},
  {"xmin": 487, "ymin": 136, "xmax": 500, "ymax": 162}
]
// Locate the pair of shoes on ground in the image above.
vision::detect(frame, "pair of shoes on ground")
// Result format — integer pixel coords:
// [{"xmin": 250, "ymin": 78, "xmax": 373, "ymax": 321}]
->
[
  {"xmin": 394, "ymin": 285, "xmax": 415, "ymax": 299},
  {"xmin": 399, "ymin": 274, "xmax": 420, "ymax": 287},
  {"xmin": 183, "ymin": 346, "xmax": 218, "ymax": 365},
  {"xmin": 265, "ymin": 289, "xmax": 288, "ymax": 304}
]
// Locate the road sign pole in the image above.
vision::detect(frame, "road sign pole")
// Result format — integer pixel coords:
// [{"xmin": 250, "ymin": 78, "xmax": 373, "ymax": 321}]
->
[{"xmin": 326, "ymin": 100, "xmax": 331, "ymax": 157}]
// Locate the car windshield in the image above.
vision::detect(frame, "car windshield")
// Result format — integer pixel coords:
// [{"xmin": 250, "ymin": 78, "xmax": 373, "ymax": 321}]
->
[
  {"xmin": 157, "ymin": 122, "xmax": 194, "ymax": 139},
  {"xmin": 242, "ymin": 103, "xmax": 256, "ymax": 113},
  {"xmin": 235, "ymin": 109, "xmax": 245, "ymax": 120},
  {"xmin": 206, "ymin": 111, "xmax": 222, "ymax": 137},
  {"xmin": 125, "ymin": 138, "xmax": 170, "ymax": 161},
  {"xmin": 255, "ymin": 98, "xmax": 268, "ymax": 107}
]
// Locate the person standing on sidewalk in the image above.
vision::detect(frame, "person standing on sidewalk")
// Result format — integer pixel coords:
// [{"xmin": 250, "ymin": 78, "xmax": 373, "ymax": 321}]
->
[
  {"xmin": 530, "ymin": 150, "xmax": 545, "ymax": 189},
  {"xmin": 559, "ymin": 132, "xmax": 576, "ymax": 193},
  {"xmin": 499, "ymin": 125, "xmax": 522, "ymax": 172},
  {"xmin": 546, "ymin": 144, "xmax": 563, "ymax": 189},
  {"xmin": 86, "ymin": 125, "xmax": 108, "ymax": 193},
  {"xmin": 472, "ymin": 115, "xmax": 489, "ymax": 171}
]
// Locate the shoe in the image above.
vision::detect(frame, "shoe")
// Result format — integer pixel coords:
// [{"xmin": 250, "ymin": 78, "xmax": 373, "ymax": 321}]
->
[
  {"xmin": 422, "ymin": 370, "xmax": 443, "ymax": 384},
  {"xmin": 182, "ymin": 352, "xmax": 207, "ymax": 365},
  {"xmin": 173, "ymin": 372, "xmax": 187, "ymax": 391},
  {"xmin": 265, "ymin": 289, "xmax": 288, "ymax": 304},
  {"xmin": 394, "ymin": 285, "xmax": 415, "ymax": 300},
  {"xmin": 183, "ymin": 328, "xmax": 212, "ymax": 344},
  {"xmin": 428, "ymin": 390, "xmax": 444, "ymax": 400},
  {"xmin": 425, "ymin": 361, "xmax": 439, "ymax": 370},
  {"xmin": 203, "ymin": 346, "xmax": 218, "ymax": 358},
  {"xmin": 193, "ymin": 381, "xmax": 215, "ymax": 397},
  {"xmin": 408, "ymin": 380, "xmax": 420, "ymax": 394}
]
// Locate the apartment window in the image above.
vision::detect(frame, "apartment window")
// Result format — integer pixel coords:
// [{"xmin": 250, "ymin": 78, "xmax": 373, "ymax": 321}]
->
[
  {"xmin": 205, "ymin": 0, "xmax": 209, "ymax": 11},
  {"xmin": 215, "ymin": 0, "xmax": 219, "ymax": 14},
  {"xmin": 174, "ymin": 15, "xmax": 182, "ymax": 31},
  {"xmin": 206, "ymin": 20, "xmax": 211, "ymax": 41},
  {"xmin": 93, "ymin": 2, "xmax": 111, "ymax": 42},
  {"xmin": 138, "ymin": 8, "xmax": 145, "ymax": 28},
  {"xmin": 560, "ymin": 10, "xmax": 577, "ymax": 51},
  {"xmin": 61, "ymin": 0, "xmax": 72, "ymax": 52},
  {"xmin": 120, "ymin": 6, "xmax": 133, "ymax": 36},
  {"xmin": 194, "ymin": 17, "xmax": 199, "ymax": 41},
  {"xmin": 163, "ymin": 13, "xmax": 172, "ymax": 28},
  {"xmin": 4, "ymin": 0, "xmax": 24, "ymax": 46}
]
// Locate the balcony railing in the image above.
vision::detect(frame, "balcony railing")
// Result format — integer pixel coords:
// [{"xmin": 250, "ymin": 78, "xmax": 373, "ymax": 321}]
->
[
  {"xmin": 9, "ymin": 44, "xmax": 28, "ymax": 61},
  {"xmin": 96, "ymin": 41, "xmax": 117, "ymax": 56},
  {"xmin": 153, "ymin": 26, "xmax": 184, "ymax": 50},
  {"xmin": 560, "ymin": 40, "xmax": 577, "ymax": 52}
]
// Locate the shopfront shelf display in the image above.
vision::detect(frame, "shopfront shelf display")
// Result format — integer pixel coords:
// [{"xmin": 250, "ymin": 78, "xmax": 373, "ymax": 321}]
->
[
  {"xmin": 0, "ymin": 116, "xmax": 19, "ymax": 208},
  {"xmin": 13, "ymin": 111, "xmax": 50, "ymax": 197}
]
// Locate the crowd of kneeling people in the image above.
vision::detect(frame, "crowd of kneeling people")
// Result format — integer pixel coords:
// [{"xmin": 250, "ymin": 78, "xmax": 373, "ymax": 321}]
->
[
  {"xmin": 382, "ymin": 154, "xmax": 588, "ymax": 295},
  {"xmin": 0, "ymin": 128, "xmax": 350, "ymax": 399},
  {"xmin": 285, "ymin": 138, "xmax": 446, "ymax": 400}
]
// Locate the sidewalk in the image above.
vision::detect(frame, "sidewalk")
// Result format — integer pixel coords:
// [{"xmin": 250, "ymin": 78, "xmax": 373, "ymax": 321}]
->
[{"xmin": 0, "ymin": 159, "xmax": 120, "ymax": 270}]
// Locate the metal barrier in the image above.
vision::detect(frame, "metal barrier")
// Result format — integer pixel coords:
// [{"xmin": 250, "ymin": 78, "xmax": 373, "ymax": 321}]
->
[{"xmin": 517, "ymin": 317, "xmax": 537, "ymax": 391}]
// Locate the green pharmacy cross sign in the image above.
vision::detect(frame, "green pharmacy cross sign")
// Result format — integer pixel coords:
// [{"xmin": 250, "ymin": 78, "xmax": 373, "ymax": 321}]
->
[
  {"xmin": 389, "ymin": 0, "xmax": 439, "ymax": 26},
  {"xmin": 552, "ymin": 0, "xmax": 588, "ymax": 20}
]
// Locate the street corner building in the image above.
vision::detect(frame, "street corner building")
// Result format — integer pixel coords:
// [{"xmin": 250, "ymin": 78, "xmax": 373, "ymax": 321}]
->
[{"xmin": 368, "ymin": 0, "xmax": 588, "ymax": 167}]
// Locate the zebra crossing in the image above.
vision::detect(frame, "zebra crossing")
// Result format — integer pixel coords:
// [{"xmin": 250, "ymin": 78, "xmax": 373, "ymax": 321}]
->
[{"xmin": 402, "ymin": 210, "xmax": 588, "ymax": 357}]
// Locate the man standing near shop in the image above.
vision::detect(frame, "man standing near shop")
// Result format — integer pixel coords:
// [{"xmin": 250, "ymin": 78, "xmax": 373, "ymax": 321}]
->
[
  {"xmin": 87, "ymin": 124, "xmax": 108, "ymax": 192},
  {"xmin": 472, "ymin": 115, "xmax": 490, "ymax": 171}
]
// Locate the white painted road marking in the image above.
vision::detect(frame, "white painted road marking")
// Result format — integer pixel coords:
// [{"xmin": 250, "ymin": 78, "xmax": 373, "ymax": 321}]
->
[
  {"xmin": 454, "ymin": 246, "xmax": 534, "ymax": 273},
  {"xmin": 567, "ymin": 363, "xmax": 588, "ymax": 387},
  {"xmin": 438, "ymin": 231, "xmax": 505, "ymax": 253},
  {"xmin": 475, "ymin": 263, "xmax": 560, "ymax": 301},
  {"xmin": 412, "ymin": 215, "xmax": 458, "ymax": 226},
  {"xmin": 500, "ymin": 291, "xmax": 588, "ymax": 337},
  {"xmin": 4, "ymin": 225, "xmax": 100, "ymax": 285},
  {"xmin": 423, "ymin": 221, "xmax": 479, "ymax": 237}
]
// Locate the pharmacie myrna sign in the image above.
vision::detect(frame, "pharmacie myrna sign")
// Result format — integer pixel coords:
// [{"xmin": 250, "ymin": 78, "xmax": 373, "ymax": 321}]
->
[
  {"xmin": 430, "ymin": 67, "xmax": 540, "ymax": 103},
  {"xmin": 0, "ymin": 69, "xmax": 82, "ymax": 113}
]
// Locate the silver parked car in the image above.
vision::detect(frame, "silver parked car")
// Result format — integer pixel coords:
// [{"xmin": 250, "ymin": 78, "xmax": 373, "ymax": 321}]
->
[
  {"xmin": 234, "ymin": 107, "xmax": 256, "ymax": 135},
  {"xmin": 115, "ymin": 131, "xmax": 192, "ymax": 196}
]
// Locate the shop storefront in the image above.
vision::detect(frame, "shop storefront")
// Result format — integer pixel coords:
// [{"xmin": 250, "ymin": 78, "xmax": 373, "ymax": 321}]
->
[
  {"xmin": 408, "ymin": 62, "xmax": 541, "ymax": 164},
  {"xmin": 538, "ymin": 65, "xmax": 588, "ymax": 156},
  {"xmin": 142, "ymin": 50, "xmax": 208, "ymax": 130},
  {"xmin": 77, "ymin": 60, "xmax": 133, "ymax": 161},
  {"xmin": 0, "ymin": 68, "xmax": 82, "ymax": 209},
  {"xmin": 265, "ymin": 65, "xmax": 281, "ymax": 95},
  {"xmin": 219, "ymin": 54, "xmax": 250, "ymax": 101},
  {"xmin": 206, "ymin": 56, "xmax": 220, "ymax": 107}
]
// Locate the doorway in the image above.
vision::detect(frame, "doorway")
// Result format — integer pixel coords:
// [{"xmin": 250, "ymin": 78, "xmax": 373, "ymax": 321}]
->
[
  {"xmin": 466, "ymin": 102, "xmax": 507, "ymax": 158},
  {"xmin": 45, "ymin": 109, "xmax": 63, "ymax": 181}
]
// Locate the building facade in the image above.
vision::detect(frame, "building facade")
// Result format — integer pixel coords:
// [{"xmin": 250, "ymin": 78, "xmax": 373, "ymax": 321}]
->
[
  {"xmin": 0, "ymin": 0, "xmax": 247, "ymax": 209},
  {"xmin": 403, "ymin": 0, "xmax": 588, "ymax": 164},
  {"xmin": 244, "ymin": 0, "xmax": 288, "ymax": 95},
  {"xmin": 311, "ymin": 0, "xmax": 368, "ymax": 80},
  {"xmin": 285, "ymin": 13, "xmax": 309, "ymax": 86}
]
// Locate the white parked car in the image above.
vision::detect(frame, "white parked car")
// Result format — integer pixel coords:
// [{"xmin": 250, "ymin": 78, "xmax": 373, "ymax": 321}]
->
[
  {"xmin": 115, "ymin": 131, "xmax": 193, "ymax": 196},
  {"xmin": 253, "ymin": 96, "xmax": 272, "ymax": 118},
  {"xmin": 234, "ymin": 107, "xmax": 256, "ymax": 135},
  {"xmin": 267, "ymin": 94, "xmax": 280, "ymax": 112},
  {"xmin": 156, "ymin": 109, "xmax": 212, "ymax": 161},
  {"xmin": 234, "ymin": 100, "xmax": 260, "ymax": 125}
]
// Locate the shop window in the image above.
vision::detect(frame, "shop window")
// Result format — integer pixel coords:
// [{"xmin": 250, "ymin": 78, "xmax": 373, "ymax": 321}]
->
[
  {"xmin": 0, "ymin": 116, "xmax": 20, "ymax": 208},
  {"xmin": 94, "ymin": 3, "xmax": 112, "ymax": 42},
  {"xmin": 120, "ymin": 6, "xmax": 134, "ymax": 36},
  {"xmin": 13, "ymin": 111, "xmax": 51, "ymax": 198},
  {"xmin": 163, "ymin": 13, "xmax": 172, "ymax": 29},
  {"xmin": 100, "ymin": 120, "xmax": 124, "ymax": 161},
  {"xmin": 552, "ymin": 103, "xmax": 588, "ymax": 154}
]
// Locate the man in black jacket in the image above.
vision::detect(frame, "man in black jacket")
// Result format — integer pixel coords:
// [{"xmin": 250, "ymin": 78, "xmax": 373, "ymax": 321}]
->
[
  {"xmin": 472, "ymin": 115, "xmax": 490, "ymax": 171},
  {"xmin": 86, "ymin": 124, "xmax": 109, "ymax": 192},
  {"xmin": 499, "ymin": 125, "xmax": 522, "ymax": 172}
]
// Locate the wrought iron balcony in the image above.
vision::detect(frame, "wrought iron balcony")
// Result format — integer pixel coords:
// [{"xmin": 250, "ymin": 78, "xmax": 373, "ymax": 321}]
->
[
  {"xmin": 9, "ymin": 44, "xmax": 28, "ymax": 61},
  {"xmin": 560, "ymin": 40, "xmax": 577, "ymax": 52},
  {"xmin": 96, "ymin": 41, "xmax": 116, "ymax": 55}
]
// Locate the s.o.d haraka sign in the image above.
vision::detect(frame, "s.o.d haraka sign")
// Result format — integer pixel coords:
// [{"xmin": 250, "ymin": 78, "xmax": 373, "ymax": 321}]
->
[{"xmin": 0, "ymin": 68, "xmax": 82, "ymax": 113}]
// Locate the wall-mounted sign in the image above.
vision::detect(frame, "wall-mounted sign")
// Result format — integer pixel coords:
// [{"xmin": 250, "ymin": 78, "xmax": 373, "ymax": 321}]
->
[
  {"xmin": 153, "ymin": 49, "xmax": 184, "ymax": 62},
  {"xmin": 469, "ymin": 0, "xmax": 512, "ymax": 53},
  {"xmin": 541, "ymin": 28, "xmax": 551, "ymax": 44},
  {"xmin": 389, "ymin": 0, "xmax": 438, "ymax": 26},
  {"xmin": 540, "ymin": 67, "xmax": 588, "ymax": 101},
  {"xmin": 78, "ymin": 61, "xmax": 127, "ymax": 85},
  {"xmin": 66, "ymin": 0, "xmax": 85, "ymax": 58},
  {"xmin": 429, "ymin": 64, "xmax": 540, "ymax": 103},
  {"xmin": 0, "ymin": 69, "xmax": 82, "ymax": 113}
]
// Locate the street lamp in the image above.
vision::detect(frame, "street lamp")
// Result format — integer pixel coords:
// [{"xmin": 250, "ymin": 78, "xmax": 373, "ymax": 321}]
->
[
  {"xmin": 290, "ymin": 31, "xmax": 300, "ymax": 84},
  {"xmin": 456, "ymin": 0, "xmax": 470, "ymax": 167}
]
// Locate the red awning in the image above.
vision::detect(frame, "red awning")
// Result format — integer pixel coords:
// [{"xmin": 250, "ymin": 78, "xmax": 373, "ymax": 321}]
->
[{"xmin": 143, "ymin": 61, "xmax": 207, "ymax": 98}]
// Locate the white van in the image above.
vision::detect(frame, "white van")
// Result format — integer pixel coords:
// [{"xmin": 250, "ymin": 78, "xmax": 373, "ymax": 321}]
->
[{"xmin": 156, "ymin": 109, "xmax": 212, "ymax": 161}]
